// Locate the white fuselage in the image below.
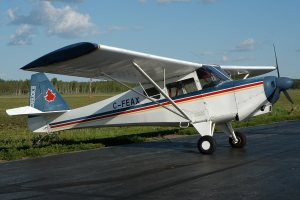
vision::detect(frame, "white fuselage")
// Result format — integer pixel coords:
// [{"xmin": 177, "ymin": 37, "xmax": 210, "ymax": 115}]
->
[{"xmin": 29, "ymin": 76, "xmax": 271, "ymax": 133}]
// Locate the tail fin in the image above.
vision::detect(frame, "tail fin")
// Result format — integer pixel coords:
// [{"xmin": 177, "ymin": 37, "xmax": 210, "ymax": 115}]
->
[
  {"xmin": 6, "ymin": 73, "xmax": 69, "ymax": 116},
  {"xmin": 30, "ymin": 73, "xmax": 69, "ymax": 112},
  {"xmin": 6, "ymin": 73, "xmax": 69, "ymax": 132}
]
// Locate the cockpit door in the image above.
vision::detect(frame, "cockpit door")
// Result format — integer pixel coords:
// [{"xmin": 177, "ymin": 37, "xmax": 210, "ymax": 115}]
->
[{"xmin": 196, "ymin": 66, "xmax": 238, "ymax": 122}]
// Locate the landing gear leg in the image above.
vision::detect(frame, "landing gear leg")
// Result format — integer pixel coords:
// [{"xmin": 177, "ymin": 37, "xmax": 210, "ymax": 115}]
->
[
  {"xmin": 228, "ymin": 131, "xmax": 246, "ymax": 148},
  {"xmin": 218, "ymin": 122, "xmax": 246, "ymax": 149},
  {"xmin": 193, "ymin": 121, "xmax": 216, "ymax": 154}
]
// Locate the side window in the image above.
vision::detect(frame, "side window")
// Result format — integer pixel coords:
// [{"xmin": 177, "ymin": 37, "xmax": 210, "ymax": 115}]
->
[
  {"xmin": 144, "ymin": 87, "xmax": 161, "ymax": 99},
  {"xmin": 196, "ymin": 68, "xmax": 221, "ymax": 89},
  {"xmin": 167, "ymin": 78, "xmax": 197, "ymax": 97},
  {"xmin": 167, "ymin": 82, "xmax": 183, "ymax": 97},
  {"xmin": 181, "ymin": 78, "xmax": 198, "ymax": 94}
]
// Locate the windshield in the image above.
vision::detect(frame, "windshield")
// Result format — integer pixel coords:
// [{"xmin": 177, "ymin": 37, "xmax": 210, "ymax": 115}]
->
[{"xmin": 196, "ymin": 65, "xmax": 231, "ymax": 89}]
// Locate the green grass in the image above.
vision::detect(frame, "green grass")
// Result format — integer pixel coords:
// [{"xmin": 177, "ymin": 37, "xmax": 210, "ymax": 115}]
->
[{"xmin": 1, "ymin": 90, "xmax": 299, "ymax": 161}]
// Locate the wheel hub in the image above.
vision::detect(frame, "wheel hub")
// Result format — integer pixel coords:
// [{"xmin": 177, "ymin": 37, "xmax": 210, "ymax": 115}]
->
[
  {"xmin": 201, "ymin": 141, "xmax": 211, "ymax": 150},
  {"xmin": 233, "ymin": 137, "xmax": 240, "ymax": 144},
  {"xmin": 229, "ymin": 131, "xmax": 246, "ymax": 149}
]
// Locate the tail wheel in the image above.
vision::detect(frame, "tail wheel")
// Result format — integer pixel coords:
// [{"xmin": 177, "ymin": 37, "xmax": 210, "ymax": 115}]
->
[
  {"xmin": 229, "ymin": 131, "xmax": 246, "ymax": 148},
  {"xmin": 197, "ymin": 136, "xmax": 216, "ymax": 154}
]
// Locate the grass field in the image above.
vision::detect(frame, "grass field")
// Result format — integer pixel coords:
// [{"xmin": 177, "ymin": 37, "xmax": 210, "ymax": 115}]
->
[{"xmin": 1, "ymin": 90, "xmax": 299, "ymax": 161}]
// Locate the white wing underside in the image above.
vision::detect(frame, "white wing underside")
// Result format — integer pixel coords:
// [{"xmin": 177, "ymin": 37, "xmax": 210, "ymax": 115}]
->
[{"xmin": 21, "ymin": 42, "xmax": 276, "ymax": 83}]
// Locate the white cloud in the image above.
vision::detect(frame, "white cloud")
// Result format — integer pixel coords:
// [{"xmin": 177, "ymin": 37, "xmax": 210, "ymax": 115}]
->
[
  {"xmin": 7, "ymin": 8, "xmax": 17, "ymax": 21},
  {"xmin": 240, "ymin": 38, "xmax": 256, "ymax": 48},
  {"xmin": 8, "ymin": 24, "xmax": 34, "ymax": 46},
  {"xmin": 41, "ymin": 2, "xmax": 98, "ymax": 37},
  {"xmin": 232, "ymin": 38, "xmax": 257, "ymax": 52},
  {"xmin": 7, "ymin": 1, "xmax": 98, "ymax": 43}
]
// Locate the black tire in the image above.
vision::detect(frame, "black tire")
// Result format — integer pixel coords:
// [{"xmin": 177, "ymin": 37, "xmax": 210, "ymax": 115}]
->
[
  {"xmin": 197, "ymin": 136, "xmax": 216, "ymax": 154},
  {"xmin": 229, "ymin": 131, "xmax": 246, "ymax": 148}
]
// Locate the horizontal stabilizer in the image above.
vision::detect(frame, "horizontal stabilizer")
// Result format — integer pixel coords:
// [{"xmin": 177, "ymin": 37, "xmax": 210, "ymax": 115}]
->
[{"xmin": 6, "ymin": 106, "xmax": 68, "ymax": 116}]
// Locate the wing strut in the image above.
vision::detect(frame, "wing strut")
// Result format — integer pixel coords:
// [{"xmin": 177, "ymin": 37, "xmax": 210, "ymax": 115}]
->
[
  {"xmin": 132, "ymin": 62, "xmax": 194, "ymax": 122},
  {"xmin": 100, "ymin": 72, "xmax": 187, "ymax": 119}
]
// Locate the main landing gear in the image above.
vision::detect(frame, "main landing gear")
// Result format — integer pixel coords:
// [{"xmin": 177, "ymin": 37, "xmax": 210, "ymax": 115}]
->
[
  {"xmin": 194, "ymin": 122, "xmax": 246, "ymax": 155},
  {"xmin": 197, "ymin": 136, "xmax": 216, "ymax": 154}
]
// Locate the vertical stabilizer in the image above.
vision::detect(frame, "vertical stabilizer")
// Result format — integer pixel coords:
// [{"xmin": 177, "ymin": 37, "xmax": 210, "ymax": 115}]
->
[{"xmin": 30, "ymin": 73, "xmax": 69, "ymax": 112}]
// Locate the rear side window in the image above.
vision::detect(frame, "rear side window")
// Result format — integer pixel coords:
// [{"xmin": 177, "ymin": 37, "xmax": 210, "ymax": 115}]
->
[
  {"xmin": 167, "ymin": 82, "xmax": 183, "ymax": 97},
  {"xmin": 182, "ymin": 78, "xmax": 198, "ymax": 94},
  {"xmin": 167, "ymin": 78, "xmax": 197, "ymax": 97},
  {"xmin": 144, "ymin": 87, "xmax": 161, "ymax": 99}
]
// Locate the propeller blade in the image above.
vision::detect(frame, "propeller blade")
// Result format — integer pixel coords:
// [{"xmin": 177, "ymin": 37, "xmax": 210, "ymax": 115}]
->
[
  {"xmin": 283, "ymin": 90, "xmax": 294, "ymax": 104},
  {"xmin": 273, "ymin": 44, "xmax": 280, "ymax": 77},
  {"xmin": 270, "ymin": 87, "xmax": 281, "ymax": 104}
]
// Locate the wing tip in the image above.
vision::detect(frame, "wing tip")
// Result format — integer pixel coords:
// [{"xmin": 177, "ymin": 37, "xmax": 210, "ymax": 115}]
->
[{"xmin": 21, "ymin": 42, "xmax": 99, "ymax": 70}]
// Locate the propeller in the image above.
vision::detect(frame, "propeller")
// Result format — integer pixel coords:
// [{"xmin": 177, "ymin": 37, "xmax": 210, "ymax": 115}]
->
[{"xmin": 272, "ymin": 44, "xmax": 294, "ymax": 105}]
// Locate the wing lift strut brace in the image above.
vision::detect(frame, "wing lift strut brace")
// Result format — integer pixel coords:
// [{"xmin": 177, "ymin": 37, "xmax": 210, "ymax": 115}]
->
[
  {"xmin": 131, "ymin": 62, "xmax": 194, "ymax": 123},
  {"xmin": 131, "ymin": 62, "xmax": 215, "ymax": 137}
]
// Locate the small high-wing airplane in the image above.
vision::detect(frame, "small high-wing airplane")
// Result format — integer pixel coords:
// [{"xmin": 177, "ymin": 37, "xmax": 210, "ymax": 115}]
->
[{"xmin": 6, "ymin": 42, "xmax": 294, "ymax": 154}]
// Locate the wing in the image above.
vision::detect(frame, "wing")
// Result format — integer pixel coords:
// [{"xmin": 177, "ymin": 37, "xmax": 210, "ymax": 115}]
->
[
  {"xmin": 21, "ymin": 42, "xmax": 201, "ymax": 83},
  {"xmin": 220, "ymin": 65, "xmax": 276, "ymax": 78}
]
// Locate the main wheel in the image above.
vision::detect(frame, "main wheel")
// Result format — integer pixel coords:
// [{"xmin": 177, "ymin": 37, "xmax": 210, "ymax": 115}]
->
[
  {"xmin": 197, "ymin": 136, "xmax": 216, "ymax": 154},
  {"xmin": 229, "ymin": 131, "xmax": 246, "ymax": 148}
]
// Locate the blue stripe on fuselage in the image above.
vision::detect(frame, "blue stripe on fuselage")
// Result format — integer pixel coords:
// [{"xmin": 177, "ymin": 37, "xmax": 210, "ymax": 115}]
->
[{"xmin": 49, "ymin": 77, "xmax": 264, "ymax": 127}]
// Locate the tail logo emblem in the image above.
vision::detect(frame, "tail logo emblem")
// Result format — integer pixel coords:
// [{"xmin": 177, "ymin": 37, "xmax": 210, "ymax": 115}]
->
[{"xmin": 45, "ymin": 89, "xmax": 56, "ymax": 102}]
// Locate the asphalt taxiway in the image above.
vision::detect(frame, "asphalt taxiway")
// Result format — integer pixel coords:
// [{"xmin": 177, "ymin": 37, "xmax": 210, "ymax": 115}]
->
[{"xmin": 0, "ymin": 120, "xmax": 300, "ymax": 200}]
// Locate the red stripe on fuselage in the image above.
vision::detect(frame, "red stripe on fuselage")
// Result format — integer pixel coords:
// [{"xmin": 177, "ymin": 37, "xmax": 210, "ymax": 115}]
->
[{"xmin": 50, "ymin": 81, "xmax": 263, "ymax": 129}]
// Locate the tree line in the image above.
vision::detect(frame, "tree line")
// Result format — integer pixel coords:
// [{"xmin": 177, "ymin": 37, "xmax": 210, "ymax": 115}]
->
[
  {"xmin": 0, "ymin": 78, "xmax": 131, "ymax": 95},
  {"xmin": 0, "ymin": 78, "xmax": 299, "ymax": 96}
]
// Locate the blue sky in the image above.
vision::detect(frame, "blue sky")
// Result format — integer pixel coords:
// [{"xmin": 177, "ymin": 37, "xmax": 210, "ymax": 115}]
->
[{"xmin": 0, "ymin": 0, "xmax": 300, "ymax": 81}]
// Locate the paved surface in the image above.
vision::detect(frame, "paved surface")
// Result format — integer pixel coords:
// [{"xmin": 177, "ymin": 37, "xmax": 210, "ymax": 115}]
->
[{"xmin": 0, "ymin": 120, "xmax": 300, "ymax": 200}]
